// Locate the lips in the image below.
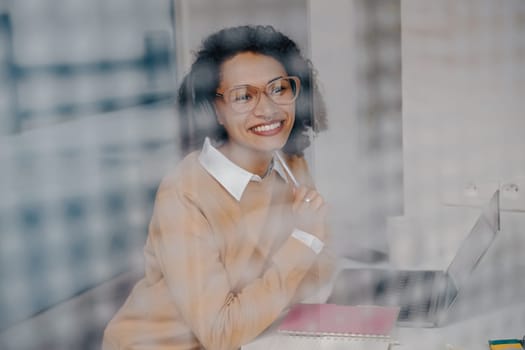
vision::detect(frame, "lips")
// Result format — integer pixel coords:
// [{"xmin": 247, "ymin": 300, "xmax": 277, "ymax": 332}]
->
[{"xmin": 250, "ymin": 120, "xmax": 285, "ymax": 136}]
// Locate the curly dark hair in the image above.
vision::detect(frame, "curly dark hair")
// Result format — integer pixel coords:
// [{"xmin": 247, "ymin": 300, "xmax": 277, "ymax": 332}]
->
[{"xmin": 177, "ymin": 25, "xmax": 326, "ymax": 156}]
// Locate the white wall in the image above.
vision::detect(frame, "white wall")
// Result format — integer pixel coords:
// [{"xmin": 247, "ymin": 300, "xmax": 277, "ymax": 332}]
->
[
  {"xmin": 402, "ymin": 0, "xmax": 525, "ymax": 215},
  {"xmin": 399, "ymin": 0, "xmax": 525, "ymax": 267}
]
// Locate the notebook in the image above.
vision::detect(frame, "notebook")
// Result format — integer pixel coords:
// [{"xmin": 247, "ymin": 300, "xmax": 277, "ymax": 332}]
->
[
  {"xmin": 328, "ymin": 190, "xmax": 500, "ymax": 327},
  {"xmin": 278, "ymin": 303, "xmax": 399, "ymax": 337},
  {"xmin": 243, "ymin": 304, "xmax": 400, "ymax": 350}
]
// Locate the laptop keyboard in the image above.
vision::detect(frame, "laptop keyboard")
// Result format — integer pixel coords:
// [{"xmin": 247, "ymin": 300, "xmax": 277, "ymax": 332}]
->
[
  {"xmin": 328, "ymin": 269, "xmax": 451, "ymax": 323},
  {"xmin": 373, "ymin": 270, "xmax": 437, "ymax": 321}
]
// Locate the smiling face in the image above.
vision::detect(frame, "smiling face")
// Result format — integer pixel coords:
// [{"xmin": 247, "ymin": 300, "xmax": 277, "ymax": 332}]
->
[{"xmin": 214, "ymin": 52, "xmax": 296, "ymax": 167}]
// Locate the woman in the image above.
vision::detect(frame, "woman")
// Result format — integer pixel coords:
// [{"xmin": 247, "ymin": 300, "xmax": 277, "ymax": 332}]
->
[{"xmin": 103, "ymin": 25, "xmax": 335, "ymax": 350}]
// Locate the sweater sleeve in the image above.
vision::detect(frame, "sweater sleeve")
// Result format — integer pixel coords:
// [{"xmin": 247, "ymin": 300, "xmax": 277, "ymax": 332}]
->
[
  {"xmin": 150, "ymin": 189, "xmax": 318, "ymax": 350},
  {"xmin": 290, "ymin": 240, "xmax": 337, "ymax": 304}
]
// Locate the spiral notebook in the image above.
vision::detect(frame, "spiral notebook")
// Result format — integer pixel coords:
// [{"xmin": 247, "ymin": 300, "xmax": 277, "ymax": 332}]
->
[
  {"xmin": 243, "ymin": 304, "xmax": 399, "ymax": 350},
  {"xmin": 278, "ymin": 303, "xmax": 399, "ymax": 337}
]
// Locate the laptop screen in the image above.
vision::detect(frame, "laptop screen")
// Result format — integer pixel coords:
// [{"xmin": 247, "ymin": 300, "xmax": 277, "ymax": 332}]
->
[{"xmin": 446, "ymin": 190, "xmax": 500, "ymax": 289}]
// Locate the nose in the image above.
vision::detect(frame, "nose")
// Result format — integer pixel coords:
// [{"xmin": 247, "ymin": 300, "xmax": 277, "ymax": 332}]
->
[{"xmin": 253, "ymin": 92, "xmax": 278, "ymax": 119}]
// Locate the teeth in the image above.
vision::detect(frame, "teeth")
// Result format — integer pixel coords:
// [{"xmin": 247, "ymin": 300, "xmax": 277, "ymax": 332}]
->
[{"xmin": 252, "ymin": 121, "xmax": 281, "ymax": 133}]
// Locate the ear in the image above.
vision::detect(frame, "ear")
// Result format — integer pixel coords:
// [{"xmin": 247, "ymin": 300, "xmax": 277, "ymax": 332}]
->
[{"xmin": 214, "ymin": 104, "xmax": 225, "ymax": 125}]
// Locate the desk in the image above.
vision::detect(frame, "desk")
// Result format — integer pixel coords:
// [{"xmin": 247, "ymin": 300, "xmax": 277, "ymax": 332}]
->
[
  {"xmin": 244, "ymin": 301, "xmax": 525, "ymax": 350},
  {"xmin": 395, "ymin": 301, "xmax": 525, "ymax": 350}
]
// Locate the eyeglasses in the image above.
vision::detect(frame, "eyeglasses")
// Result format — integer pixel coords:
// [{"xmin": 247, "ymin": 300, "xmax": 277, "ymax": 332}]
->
[{"xmin": 215, "ymin": 76, "xmax": 301, "ymax": 113}]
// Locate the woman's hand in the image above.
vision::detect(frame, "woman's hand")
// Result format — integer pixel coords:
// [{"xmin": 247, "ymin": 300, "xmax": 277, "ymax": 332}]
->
[{"xmin": 292, "ymin": 186, "xmax": 327, "ymax": 241}]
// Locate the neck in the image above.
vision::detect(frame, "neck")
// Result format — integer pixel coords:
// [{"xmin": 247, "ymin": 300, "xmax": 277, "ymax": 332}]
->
[{"xmin": 219, "ymin": 142, "xmax": 274, "ymax": 177}]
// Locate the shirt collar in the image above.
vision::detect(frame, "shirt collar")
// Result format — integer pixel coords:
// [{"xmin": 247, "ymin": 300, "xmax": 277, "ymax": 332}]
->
[{"xmin": 198, "ymin": 138, "xmax": 288, "ymax": 201}]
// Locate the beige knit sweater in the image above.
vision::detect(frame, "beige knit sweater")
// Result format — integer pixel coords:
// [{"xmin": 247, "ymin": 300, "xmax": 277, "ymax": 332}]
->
[{"xmin": 103, "ymin": 151, "xmax": 335, "ymax": 350}]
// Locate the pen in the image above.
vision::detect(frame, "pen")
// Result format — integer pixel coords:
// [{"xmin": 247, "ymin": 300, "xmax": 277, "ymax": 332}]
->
[{"xmin": 273, "ymin": 150, "xmax": 300, "ymax": 188}]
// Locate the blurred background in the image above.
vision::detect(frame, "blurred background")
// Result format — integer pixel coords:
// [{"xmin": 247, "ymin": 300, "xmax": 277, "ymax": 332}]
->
[
  {"xmin": 0, "ymin": 0, "xmax": 179, "ymax": 348},
  {"xmin": 0, "ymin": 0, "xmax": 524, "ymax": 349}
]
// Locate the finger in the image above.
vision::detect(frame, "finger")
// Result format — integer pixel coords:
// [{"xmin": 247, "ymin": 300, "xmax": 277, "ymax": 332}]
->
[
  {"xmin": 294, "ymin": 186, "xmax": 315, "ymax": 204},
  {"xmin": 297, "ymin": 198, "xmax": 324, "ymax": 219},
  {"xmin": 299, "ymin": 189, "xmax": 319, "ymax": 207},
  {"xmin": 299, "ymin": 195, "xmax": 323, "ymax": 212},
  {"xmin": 303, "ymin": 189, "xmax": 318, "ymax": 203},
  {"xmin": 309, "ymin": 194, "xmax": 324, "ymax": 210},
  {"xmin": 293, "ymin": 186, "xmax": 309, "ymax": 210},
  {"xmin": 318, "ymin": 202, "xmax": 328, "ymax": 217},
  {"xmin": 296, "ymin": 191, "xmax": 318, "ymax": 211}
]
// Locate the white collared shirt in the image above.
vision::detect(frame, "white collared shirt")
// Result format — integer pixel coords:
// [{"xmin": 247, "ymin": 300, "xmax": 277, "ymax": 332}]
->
[
  {"xmin": 198, "ymin": 137, "xmax": 323, "ymax": 254},
  {"xmin": 198, "ymin": 137, "xmax": 288, "ymax": 201}
]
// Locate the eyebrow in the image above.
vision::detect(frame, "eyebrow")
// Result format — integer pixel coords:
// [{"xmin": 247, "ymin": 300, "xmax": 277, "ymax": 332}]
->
[
  {"xmin": 267, "ymin": 76, "xmax": 284, "ymax": 84},
  {"xmin": 231, "ymin": 76, "xmax": 284, "ymax": 88}
]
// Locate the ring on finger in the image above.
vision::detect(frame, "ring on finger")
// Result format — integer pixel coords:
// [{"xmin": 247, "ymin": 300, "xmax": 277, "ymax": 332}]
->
[{"xmin": 303, "ymin": 197, "xmax": 312, "ymax": 203}]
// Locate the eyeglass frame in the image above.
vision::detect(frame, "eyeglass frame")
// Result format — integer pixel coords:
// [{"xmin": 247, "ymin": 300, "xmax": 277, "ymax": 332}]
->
[{"xmin": 214, "ymin": 76, "xmax": 301, "ymax": 113}]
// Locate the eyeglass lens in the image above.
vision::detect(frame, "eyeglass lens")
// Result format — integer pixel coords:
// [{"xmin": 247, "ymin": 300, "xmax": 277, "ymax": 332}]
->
[{"xmin": 227, "ymin": 77, "xmax": 299, "ymax": 112}]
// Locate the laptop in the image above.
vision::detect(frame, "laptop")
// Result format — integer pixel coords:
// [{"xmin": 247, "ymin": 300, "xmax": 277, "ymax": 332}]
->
[{"xmin": 328, "ymin": 190, "xmax": 500, "ymax": 327}]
